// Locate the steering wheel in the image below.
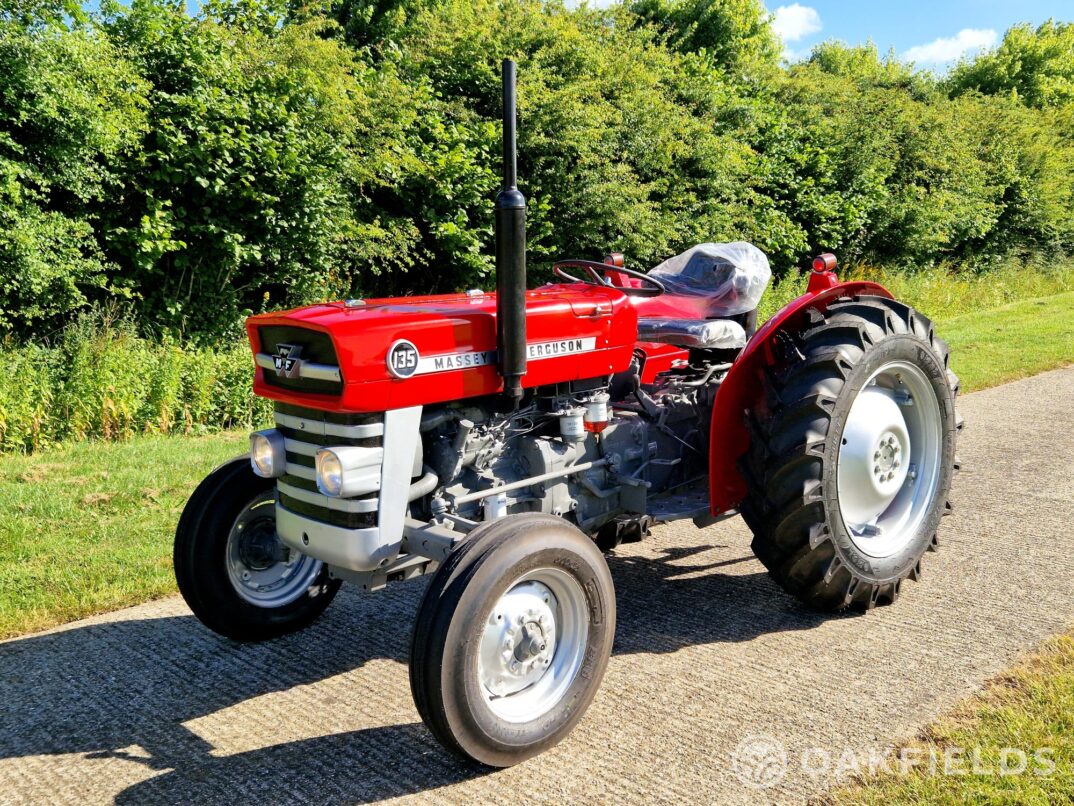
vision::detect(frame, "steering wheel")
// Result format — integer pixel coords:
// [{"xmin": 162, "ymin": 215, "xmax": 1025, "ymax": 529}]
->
[{"xmin": 551, "ymin": 260, "xmax": 666, "ymax": 297}]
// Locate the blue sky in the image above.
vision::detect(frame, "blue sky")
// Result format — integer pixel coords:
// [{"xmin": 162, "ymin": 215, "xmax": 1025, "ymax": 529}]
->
[
  {"xmin": 569, "ymin": 1, "xmax": 1074, "ymax": 70},
  {"xmin": 768, "ymin": 1, "xmax": 1072, "ymax": 68}
]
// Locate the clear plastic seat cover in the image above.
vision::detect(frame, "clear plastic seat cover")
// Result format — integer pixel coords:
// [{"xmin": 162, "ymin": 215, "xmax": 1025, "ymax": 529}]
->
[{"xmin": 649, "ymin": 242, "xmax": 772, "ymax": 318}]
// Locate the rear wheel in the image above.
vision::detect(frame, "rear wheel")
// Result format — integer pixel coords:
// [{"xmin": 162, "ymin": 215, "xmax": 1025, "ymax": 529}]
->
[
  {"xmin": 410, "ymin": 514, "xmax": 615, "ymax": 767},
  {"xmin": 740, "ymin": 296, "xmax": 960, "ymax": 611},
  {"xmin": 174, "ymin": 457, "xmax": 340, "ymax": 641}
]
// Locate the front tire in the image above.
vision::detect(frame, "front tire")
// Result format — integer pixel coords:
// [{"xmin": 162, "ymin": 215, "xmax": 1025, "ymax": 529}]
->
[
  {"xmin": 741, "ymin": 296, "xmax": 960, "ymax": 611},
  {"xmin": 174, "ymin": 456, "xmax": 340, "ymax": 641},
  {"xmin": 410, "ymin": 514, "xmax": 616, "ymax": 767}
]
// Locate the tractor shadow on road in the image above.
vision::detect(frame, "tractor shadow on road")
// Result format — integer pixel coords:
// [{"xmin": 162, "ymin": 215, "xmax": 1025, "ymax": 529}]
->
[{"xmin": 0, "ymin": 542, "xmax": 847, "ymax": 802}]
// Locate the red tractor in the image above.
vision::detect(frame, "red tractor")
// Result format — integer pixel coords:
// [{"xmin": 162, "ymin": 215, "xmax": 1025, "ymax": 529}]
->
[{"xmin": 175, "ymin": 61, "xmax": 960, "ymax": 766}]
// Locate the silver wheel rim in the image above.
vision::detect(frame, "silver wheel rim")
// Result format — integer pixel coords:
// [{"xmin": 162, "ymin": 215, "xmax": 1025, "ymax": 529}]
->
[
  {"xmin": 225, "ymin": 492, "xmax": 323, "ymax": 607},
  {"xmin": 837, "ymin": 360, "xmax": 943, "ymax": 558},
  {"xmin": 477, "ymin": 567, "xmax": 589, "ymax": 723}
]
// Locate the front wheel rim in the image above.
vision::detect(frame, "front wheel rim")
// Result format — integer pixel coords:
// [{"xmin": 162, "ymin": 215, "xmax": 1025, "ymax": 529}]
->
[
  {"xmin": 225, "ymin": 492, "xmax": 323, "ymax": 607},
  {"xmin": 837, "ymin": 360, "xmax": 944, "ymax": 558},
  {"xmin": 477, "ymin": 567, "xmax": 589, "ymax": 723}
]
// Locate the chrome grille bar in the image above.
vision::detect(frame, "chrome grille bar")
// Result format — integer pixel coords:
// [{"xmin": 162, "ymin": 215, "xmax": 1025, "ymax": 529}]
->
[{"xmin": 255, "ymin": 353, "xmax": 342, "ymax": 383}]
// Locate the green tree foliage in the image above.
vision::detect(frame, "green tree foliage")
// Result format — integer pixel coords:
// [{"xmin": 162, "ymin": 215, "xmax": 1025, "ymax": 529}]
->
[
  {"xmin": 949, "ymin": 21, "xmax": 1074, "ymax": 109},
  {"xmin": 96, "ymin": 0, "xmax": 414, "ymax": 338},
  {"xmin": 807, "ymin": 41, "xmax": 929, "ymax": 95},
  {"xmin": 2, "ymin": 0, "xmax": 1074, "ymax": 343},
  {"xmin": 748, "ymin": 41, "xmax": 1074, "ymax": 263},
  {"xmin": 322, "ymin": 0, "xmax": 440, "ymax": 50},
  {"xmin": 627, "ymin": 0, "xmax": 779, "ymax": 76},
  {"xmin": 0, "ymin": 20, "xmax": 146, "ymax": 331},
  {"xmin": 369, "ymin": 0, "xmax": 781, "ymax": 291}
]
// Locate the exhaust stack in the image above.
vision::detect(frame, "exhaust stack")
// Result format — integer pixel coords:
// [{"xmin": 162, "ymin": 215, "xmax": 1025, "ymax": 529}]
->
[{"xmin": 495, "ymin": 59, "xmax": 527, "ymax": 404}]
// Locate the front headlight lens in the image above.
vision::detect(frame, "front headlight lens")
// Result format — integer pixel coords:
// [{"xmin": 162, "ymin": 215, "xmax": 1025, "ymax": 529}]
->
[
  {"xmin": 315, "ymin": 445, "xmax": 383, "ymax": 498},
  {"xmin": 250, "ymin": 429, "xmax": 285, "ymax": 478},
  {"xmin": 315, "ymin": 450, "xmax": 344, "ymax": 496}
]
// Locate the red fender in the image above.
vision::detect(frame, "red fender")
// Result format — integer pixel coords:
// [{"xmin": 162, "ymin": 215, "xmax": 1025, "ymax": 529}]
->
[{"xmin": 708, "ymin": 274, "xmax": 894, "ymax": 514}]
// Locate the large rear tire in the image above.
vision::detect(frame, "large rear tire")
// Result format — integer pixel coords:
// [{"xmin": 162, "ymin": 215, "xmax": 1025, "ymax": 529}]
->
[
  {"xmin": 174, "ymin": 456, "xmax": 340, "ymax": 641},
  {"xmin": 740, "ymin": 296, "xmax": 961, "ymax": 611},
  {"xmin": 410, "ymin": 514, "xmax": 615, "ymax": 767}
]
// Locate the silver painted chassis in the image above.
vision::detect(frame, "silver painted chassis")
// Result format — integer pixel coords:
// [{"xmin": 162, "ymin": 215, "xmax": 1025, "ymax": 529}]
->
[
  {"xmin": 272, "ymin": 402, "xmax": 737, "ymax": 593},
  {"xmin": 275, "ymin": 406, "xmax": 424, "ymax": 573}
]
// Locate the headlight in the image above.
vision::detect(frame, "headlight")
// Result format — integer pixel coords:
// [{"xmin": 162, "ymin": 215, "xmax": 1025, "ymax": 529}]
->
[
  {"xmin": 315, "ymin": 446, "xmax": 383, "ymax": 498},
  {"xmin": 315, "ymin": 450, "xmax": 344, "ymax": 496},
  {"xmin": 250, "ymin": 429, "xmax": 286, "ymax": 478}
]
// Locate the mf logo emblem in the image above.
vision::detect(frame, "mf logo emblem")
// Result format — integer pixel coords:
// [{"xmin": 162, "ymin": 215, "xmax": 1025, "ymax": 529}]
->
[{"xmin": 273, "ymin": 344, "xmax": 303, "ymax": 378}]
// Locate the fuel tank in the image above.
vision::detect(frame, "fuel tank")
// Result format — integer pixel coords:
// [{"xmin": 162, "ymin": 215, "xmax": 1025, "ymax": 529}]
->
[{"xmin": 246, "ymin": 283, "xmax": 638, "ymax": 413}]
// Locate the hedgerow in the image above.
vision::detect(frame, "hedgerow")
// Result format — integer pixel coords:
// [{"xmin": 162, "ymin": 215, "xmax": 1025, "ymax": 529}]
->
[
  {"xmin": 0, "ymin": 309, "xmax": 270, "ymax": 452},
  {"xmin": 1, "ymin": 0, "xmax": 1074, "ymax": 343},
  {"xmin": 2, "ymin": 0, "xmax": 1074, "ymax": 449}
]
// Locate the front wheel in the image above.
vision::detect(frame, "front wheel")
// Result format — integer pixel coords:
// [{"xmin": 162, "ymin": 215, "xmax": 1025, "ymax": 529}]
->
[
  {"xmin": 174, "ymin": 456, "xmax": 340, "ymax": 641},
  {"xmin": 410, "ymin": 514, "xmax": 616, "ymax": 767},
  {"xmin": 741, "ymin": 296, "xmax": 961, "ymax": 611}
]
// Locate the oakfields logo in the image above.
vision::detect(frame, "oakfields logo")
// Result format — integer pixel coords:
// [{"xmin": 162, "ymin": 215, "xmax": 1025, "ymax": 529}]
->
[
  {"xmin": 731, "ymin": 735, "xmax": 788, "ymax": 790},
  {"xmin": 730, "ymin": 737, "xmax": 1059, "ymax": 790}
]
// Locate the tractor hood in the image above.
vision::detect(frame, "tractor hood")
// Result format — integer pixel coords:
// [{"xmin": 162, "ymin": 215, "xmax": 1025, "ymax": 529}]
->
[{"xmin": 246, "ymin": 284, "xmax": 638, "ymax": 414}]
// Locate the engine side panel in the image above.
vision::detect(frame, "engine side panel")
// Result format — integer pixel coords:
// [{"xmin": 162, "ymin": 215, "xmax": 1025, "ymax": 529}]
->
[
  {"xmin": 247, "ymin": 283, "xmax": 638, "ymax": 413},
  {"xmin": 708, "ymin": 279, "xmax": 894, "ymax": 514},
  {"xmin": 634, "ymin": 341, "xmax": 690, "ymax": 384}
]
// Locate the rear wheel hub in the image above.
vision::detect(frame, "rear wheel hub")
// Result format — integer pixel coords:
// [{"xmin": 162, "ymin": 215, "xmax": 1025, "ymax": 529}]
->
[{"xmin": 837, "ymin": 361, "xmax": 942, "ymax": 558}]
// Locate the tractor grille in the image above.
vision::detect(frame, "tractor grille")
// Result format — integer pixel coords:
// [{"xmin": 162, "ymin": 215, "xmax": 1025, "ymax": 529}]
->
[
  {"xmin": 258, "ymin": 326, "xmax": 343, "ymax": 396},
  {"xmin": 273, "ymin": 402, "xmax": 380, "ymax": 529}
]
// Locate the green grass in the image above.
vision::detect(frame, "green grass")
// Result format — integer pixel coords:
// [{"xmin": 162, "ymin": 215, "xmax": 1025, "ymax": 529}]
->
[
  {"xmin": 758, "ymin": 258, "xmax": 1074, "ymax": 322},
  {"xmin": 0, "ymin": 286, "xmax": 1070, "ymax": 639},
  {"xmin": 826, "ymin": 633, "xmax": 1074, "ymax": 805},
  {"xmin": 942, "ymin": 291, "xmax": 1074, "ymax": 392},
  {"xmin": 0, "ymin": 432, "xmax": 246, "ymax": 638}
]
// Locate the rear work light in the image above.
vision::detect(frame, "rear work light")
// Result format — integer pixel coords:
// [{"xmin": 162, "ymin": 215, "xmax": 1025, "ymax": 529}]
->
[{"xmin": 812, "ymin": 253, "xmax": 838, "ymax": 273}]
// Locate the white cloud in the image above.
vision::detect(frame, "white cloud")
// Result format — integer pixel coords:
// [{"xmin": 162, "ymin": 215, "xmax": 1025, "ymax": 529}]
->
[
  {"xmin": 771, "ymin": 4, "xmax": 822, "ymax": 43},
  {"xmin": 903, "ymin": 28, "xmax": 997, "ymax": 65}
]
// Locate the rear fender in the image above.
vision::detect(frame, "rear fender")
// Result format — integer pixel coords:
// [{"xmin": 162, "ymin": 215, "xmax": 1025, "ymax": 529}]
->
[{"xmin": 708, "ymin": 278, "xmax": 894, "ymax": 514}]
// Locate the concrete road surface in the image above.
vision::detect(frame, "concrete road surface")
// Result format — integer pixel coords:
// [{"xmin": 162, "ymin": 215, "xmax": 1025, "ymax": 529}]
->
[{"xmin": 2, "ymin": 367, "xmax": 1073, "ymax": 805}]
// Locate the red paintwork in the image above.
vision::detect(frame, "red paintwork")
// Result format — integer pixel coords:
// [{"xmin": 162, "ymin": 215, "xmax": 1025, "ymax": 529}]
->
[
  {"xmin": 707, "ymin": 279, "xmax": 894, "ymax": 514},
  {"xmin": 246, "ymin": 284, "xmax": 639, "ymax": 413},
  {"xmin": 247, "ymin": 264, "xmax": 894, "ymax": 516},
  {"xmin": 635, "ymin": 342, "xmax": 689, "ymax": 383},
  {"xmin": 627, "ymin": 293, "xmax": 724, "ymax": 320},
  {"xmin": 805, "ymin": 268, "xmax": 840, "ymax": 292}
]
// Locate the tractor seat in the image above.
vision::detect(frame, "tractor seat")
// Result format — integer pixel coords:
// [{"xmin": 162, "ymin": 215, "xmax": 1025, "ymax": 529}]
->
[
  {"xmin": 647, "ymin": 241, "xmax": 771, "ymax": 319},
  {"xmin": 636, "ymin": 317, "xmax": 746, "ymax": 350}
]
